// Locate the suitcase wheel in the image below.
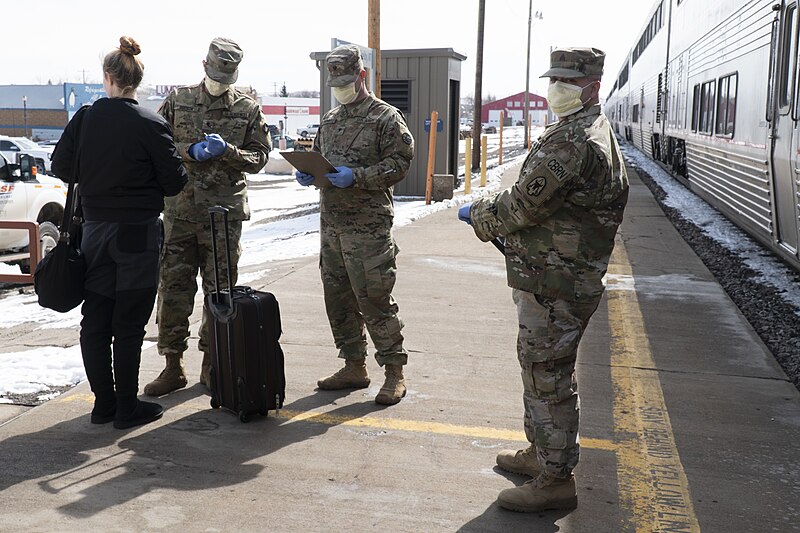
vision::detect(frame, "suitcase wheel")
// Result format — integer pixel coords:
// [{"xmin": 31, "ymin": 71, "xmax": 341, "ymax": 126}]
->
[
  {"xmin": 209, "ymin": 367, "xmax": 220, "ymax": 408},
  {"xmin": 259, "ymin": 409, "xmax": 269, "ymax": 417},
  {"xmin": 239, "ymin": 411, "xmax": 250, "ymax": 423}
]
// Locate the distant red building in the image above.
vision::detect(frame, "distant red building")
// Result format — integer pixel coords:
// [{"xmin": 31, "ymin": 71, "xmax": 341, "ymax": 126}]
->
[{"xmin": 481, "ymin": 91, "xmax": 549, "ymax": 126}]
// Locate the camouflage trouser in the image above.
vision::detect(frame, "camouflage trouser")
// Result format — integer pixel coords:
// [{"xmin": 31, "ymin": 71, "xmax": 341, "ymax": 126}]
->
[
  {"xmin": 320, "ymin": 212, "xmax": 407, "ymax": 366},
  {"xmin": 513, "ymin": 288, "xmax": 601, "ymax": 479},
  {"xmin": 157, "ymin": 216, "xmax": 242, "ymax": 358}
]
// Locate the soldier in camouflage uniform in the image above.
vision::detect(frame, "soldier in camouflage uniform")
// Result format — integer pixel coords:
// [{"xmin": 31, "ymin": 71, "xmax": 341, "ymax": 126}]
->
[
  {"xmin": 144, "ymin": 37, "xmax": 271, "ymax": 397},
  {"xmin": 458, "ymin": 48, "xmax": 629, "ymax": 512},
  {"xmin": 295, "ymin": 44, "xmax": 414, "ymax": 405}
]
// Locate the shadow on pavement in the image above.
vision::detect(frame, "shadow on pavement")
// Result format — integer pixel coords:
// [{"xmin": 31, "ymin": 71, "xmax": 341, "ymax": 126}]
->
[{"xmin": 1, "ymin": 389, "xmax": 389, "ymax": 520}]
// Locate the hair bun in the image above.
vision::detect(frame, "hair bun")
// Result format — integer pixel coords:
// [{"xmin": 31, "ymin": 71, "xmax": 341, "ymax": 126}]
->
[{"xmin": 118, "ymin": 36, "xmax": 141, "ymax": 56}]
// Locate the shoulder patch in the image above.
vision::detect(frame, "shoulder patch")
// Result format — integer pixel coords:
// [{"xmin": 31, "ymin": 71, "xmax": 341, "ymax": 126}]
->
[
  {"xmin": 526, "ymin": 176, "xmax": 548, "ymax": 196},
  {"xmin": 520, "ymin": 151, "xmax": 579, "ymax": 207},
  {"xmin": 402, "ymin": 132, "xmax": 413, "ymax": 145}
]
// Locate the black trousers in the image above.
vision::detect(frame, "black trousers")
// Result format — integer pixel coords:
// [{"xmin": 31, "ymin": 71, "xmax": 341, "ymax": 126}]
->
[{"xmin": 79, "ymin": 218, "xmax": 162, "ymax": 402}]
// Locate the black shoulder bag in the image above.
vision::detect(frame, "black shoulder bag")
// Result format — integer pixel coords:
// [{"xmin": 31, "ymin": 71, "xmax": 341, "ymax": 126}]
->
[{"xmin": 34, "ymin": 131, "xmax": 86, "ymax": 312}]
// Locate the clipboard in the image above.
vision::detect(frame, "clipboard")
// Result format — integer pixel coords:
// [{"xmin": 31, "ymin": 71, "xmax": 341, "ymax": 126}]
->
[{"xmin": 280, "ymin": 151, "xmax": 336, "ymax": 188}]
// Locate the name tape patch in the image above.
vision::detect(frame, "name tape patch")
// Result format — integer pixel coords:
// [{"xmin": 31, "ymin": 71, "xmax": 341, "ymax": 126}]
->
[{"xmin": 545, "ymin": 156, "xmax": 572, "ymax": 182}]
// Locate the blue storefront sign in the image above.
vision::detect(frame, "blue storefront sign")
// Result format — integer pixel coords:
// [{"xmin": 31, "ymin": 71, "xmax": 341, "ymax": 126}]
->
[{"xmin": 64, "ymin": 83, "xmax": 104, "ymax": 119}]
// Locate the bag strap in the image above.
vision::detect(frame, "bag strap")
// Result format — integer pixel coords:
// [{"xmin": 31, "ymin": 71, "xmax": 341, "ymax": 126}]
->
[{"xmin": 59, "ymin": 107, "xmax": 89, "ymax": 243}]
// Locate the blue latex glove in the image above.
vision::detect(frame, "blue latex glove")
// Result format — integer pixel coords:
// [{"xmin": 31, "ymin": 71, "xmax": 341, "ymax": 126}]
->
[
  {"xmin": 188, "ymin": 141, "xmax": 212, "ymax": 162},
  {"xmin": 205, "ymin": 133, "xmax": 227, "ymax": 157},
  {"xmin": 458, "ymin": 203, "xmax": 472, "ymax": 225},
  {"xmin": 295, "ymin": 170, "xmax": 315, "ymax": 187},
  {"xmin": 325, "ymin": 166, "xmax": 355, "ymax": 188}
]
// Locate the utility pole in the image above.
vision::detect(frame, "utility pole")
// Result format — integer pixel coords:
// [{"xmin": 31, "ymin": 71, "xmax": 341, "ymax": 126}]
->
[
  {"xmin": 368, "ymin": 0, "xmax": 381, "ymax": 97},
  {"xmin": 22, "ymin": 96, "xmax": 28, "ymax": 138},
  {"xmin": 524, "ymin": 1, "xmax": 532, "ymax": 149},
  {"xmin": 524, "ymin": 7, "xmax": 543, "ymax": 149},
  {"xmin": 471, "ymin": 0, "xmax": 486, "ymax": 171}
]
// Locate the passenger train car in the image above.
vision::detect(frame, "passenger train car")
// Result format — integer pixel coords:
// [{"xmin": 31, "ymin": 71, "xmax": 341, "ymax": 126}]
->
[{"xmin": 605, "ymin": 0, "xmax": 800, "ymax": 270}]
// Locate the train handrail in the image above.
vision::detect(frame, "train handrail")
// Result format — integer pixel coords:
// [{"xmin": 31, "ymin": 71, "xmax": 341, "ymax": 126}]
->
[{"xmin": 0, "ymin": 221, "xmax": 41, "ymax": 284}]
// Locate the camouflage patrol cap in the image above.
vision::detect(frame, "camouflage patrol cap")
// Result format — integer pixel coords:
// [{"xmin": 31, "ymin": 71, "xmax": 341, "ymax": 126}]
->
[
  {"xmin": 205, "ymin": 37, "xmax": 243, "ymax": 84},
  {"xmin": 540, "ymin": 47, "xmax": 605, "ymax": 78},
  {"xmin": 326, "ymin": 45, "xmax": 364, "ymax": 87}
]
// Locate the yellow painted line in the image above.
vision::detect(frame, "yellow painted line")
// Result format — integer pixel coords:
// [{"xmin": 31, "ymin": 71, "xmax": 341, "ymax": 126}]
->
[
  {"xmin": 607, "ymin": 242, "xmax": 701, "ymax": 532},
  {"xmin": 276, "ymin": 409, "xmax": 618, "ymax": 451},
  {"xmin": 56, "ymin": 393, "xmax": 616, "ymax": 450}
]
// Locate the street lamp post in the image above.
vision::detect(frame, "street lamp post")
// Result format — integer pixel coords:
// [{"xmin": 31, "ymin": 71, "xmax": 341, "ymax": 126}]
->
[
  {"xmin": 524, "ymin": 5, "xmax": 543, "ymax": 149},
  {"xmin": 22, "ymin": 96, "xmax": 28, "ymax": 139}
]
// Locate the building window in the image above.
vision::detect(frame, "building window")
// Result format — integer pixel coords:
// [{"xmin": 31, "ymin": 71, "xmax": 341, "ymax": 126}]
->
[
  {"xmin": 380, "ymin": 80, "xmax": 411, "ymax": 113},
  {"xmin": 716, "ymin": 73, "xmax": 737, "ymax": 137}
]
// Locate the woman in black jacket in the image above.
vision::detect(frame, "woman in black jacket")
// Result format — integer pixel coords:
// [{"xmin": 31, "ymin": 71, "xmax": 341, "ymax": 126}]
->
[{"xmin": 51, "ymin": 36, "xmax": 188, "ymax": 429}]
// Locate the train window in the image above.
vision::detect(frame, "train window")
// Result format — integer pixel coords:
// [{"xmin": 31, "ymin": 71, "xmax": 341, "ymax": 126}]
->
[
  {"xmin": 779, "ymin": 4, "xmax": 798, "ymax": 109},
  {"xmin": 716, "ymin": 73, "xmax": 738, "ymax": 137},
  {"xmin": 699, "ymin": 80, "xmax": 715, "ymax": 135},
  {"xmin": 632, "ymin": 104, "xmax": 639, "ymax": 124},
  {"xmin": 691, "ymin": 84, "xmax": 701, "ymax": 132}
]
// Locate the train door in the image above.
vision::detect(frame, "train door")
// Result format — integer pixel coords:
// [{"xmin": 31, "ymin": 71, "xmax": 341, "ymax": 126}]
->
[{"xmin": 770, "ymin": 1, "xmax": 800, "ymax": 254}]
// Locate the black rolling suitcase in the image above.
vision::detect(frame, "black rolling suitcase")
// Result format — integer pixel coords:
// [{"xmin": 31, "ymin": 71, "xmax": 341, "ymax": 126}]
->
[{"xmin": 205, "ymin": 206, "xmax": 286, "ymax": 422}]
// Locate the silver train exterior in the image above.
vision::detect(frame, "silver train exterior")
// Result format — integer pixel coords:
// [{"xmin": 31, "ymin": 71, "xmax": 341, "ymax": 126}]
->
[{"xmin": 605, "ymin": 0, "xmax": 800, "ymax": 270}]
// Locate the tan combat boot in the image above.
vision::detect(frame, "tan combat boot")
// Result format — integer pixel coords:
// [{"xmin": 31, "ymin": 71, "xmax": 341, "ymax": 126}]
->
[
  {"xmin": 143, "ymin": 354, "xmax": 188, "ymax": 397},
  {"xmin": 317, "ymin": 359, "xmax": 370, "ymax": 390},
  {"xmin": 497, "ymin": 474, "xmax": 577, "ymax": 512},
  {"xmin": 375, "ymin": 364, "xmax": 406, "ymax": 405},
  {"xmin": 496, "ymin": 446, "xmax": 542, "ymax": 477},
  {"xmin": 199, "ymin": 352, "xmax": 212, "ymax": 390}
]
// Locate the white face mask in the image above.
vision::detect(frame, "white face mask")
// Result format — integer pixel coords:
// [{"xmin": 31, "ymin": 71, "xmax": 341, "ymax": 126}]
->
[
  {"xmin": 547, "ymin": 81, "xmax": 594, "ymax": 118},
  {"xmin": 204, "ymin": 76, "xmax": 230, "ymax": 97},
  {"xmin": 332, "ymin": 82, "xmax": 358, "ymax": 105}
]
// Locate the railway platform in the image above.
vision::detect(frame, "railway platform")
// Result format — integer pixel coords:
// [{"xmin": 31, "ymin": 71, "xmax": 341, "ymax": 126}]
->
[{"xmin": 0, "ymin": 162, "xmax": 798, "ymax": 532}]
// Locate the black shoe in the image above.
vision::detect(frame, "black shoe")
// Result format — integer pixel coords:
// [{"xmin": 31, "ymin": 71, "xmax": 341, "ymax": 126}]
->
[
  {"xmin": 90, "ymin": 397, "xmax": 116, "ymax": 424},
  {"xmin": 113, "ymin": 400, "xmax": 164, "ymax": 429}
]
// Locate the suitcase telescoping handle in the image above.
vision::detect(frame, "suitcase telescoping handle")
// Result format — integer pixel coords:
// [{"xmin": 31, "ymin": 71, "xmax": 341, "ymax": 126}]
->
[{"xmin": 208, "ymin": 206, "xmax": 236, "ymax": 318}]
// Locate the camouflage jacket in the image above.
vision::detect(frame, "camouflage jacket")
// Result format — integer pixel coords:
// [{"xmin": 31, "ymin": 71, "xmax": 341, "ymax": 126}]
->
[
  {"xmin": 313, "ymin": 93, "xmax": 414, "ymax": 218},
  {"xmin": 470, "ymin": 105, "xmax": 629, "ymax": 302},
  {"xmin": 159, "ymin": 82, "xmax": 271, "ymax": 222}
]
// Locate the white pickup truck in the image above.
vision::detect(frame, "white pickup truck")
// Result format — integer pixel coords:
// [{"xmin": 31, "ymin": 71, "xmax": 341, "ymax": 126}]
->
[
  {"xmin": 296, "ymin": 124, "xmax": 319, "ymax": 138},
  {"xmin": 0, "ymin": 135, "xmax": 54, "ymax": 174},
  {"xmin": 0, "ymin": 153, "xmax": 66, "ymax": 273}
]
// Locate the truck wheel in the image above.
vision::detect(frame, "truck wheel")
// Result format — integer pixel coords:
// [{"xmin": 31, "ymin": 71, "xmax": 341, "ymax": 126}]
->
[
  {"xmin": 19, "ymin": 221, "xmax": 59, "ymax": 274},
  {"xmin": 300, "ymin": 130, "xmax": 308, "ymax": 137}
]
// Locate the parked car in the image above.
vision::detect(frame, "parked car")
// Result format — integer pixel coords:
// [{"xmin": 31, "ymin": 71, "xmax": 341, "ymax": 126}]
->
[
  {"xmin": 37, "ymin": 140, "xmax": 60, "ymax": 148},
  {"xmin": 267, "ymin": 124, "xmax": 280, "ymax": 137},
  {"xmin": 296, "ymin": 124, "xmax": 319, "ymax": 137},
  {"xmin": 0, "ymin": 153, "xmax": 65, "ymax": 273},
  {"xmin": 0, "ymin": 136, "xmax": 54, "ymax": 174},
  {"xmin": 272, "ymin": 134, "xmax": 295, "ymax": 150},
  {"xmin": 482, "ymin": 124, "xmax": 497, "ymax": 134}
]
